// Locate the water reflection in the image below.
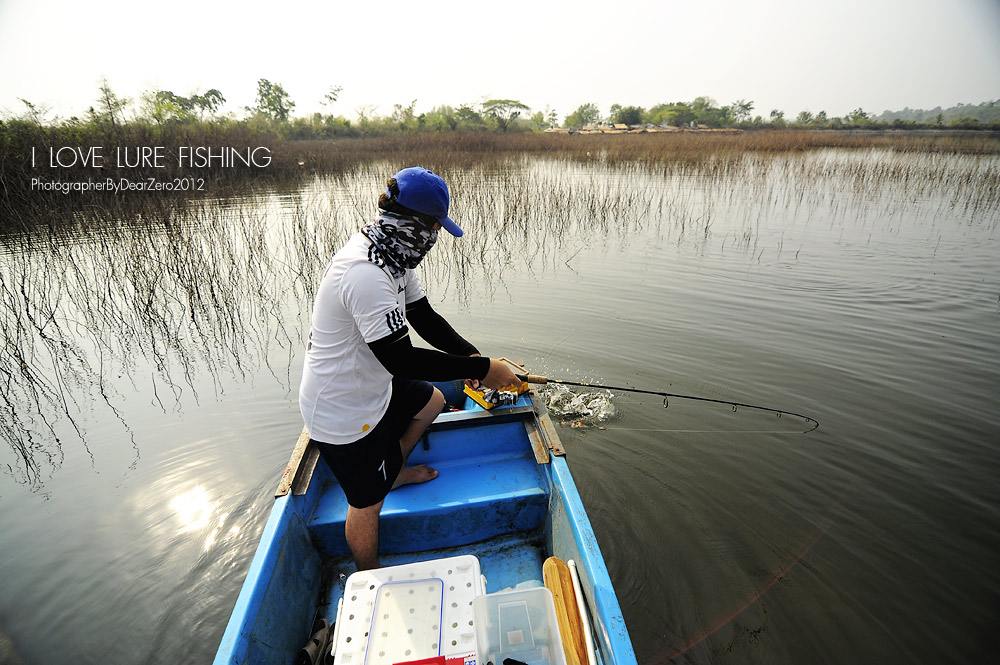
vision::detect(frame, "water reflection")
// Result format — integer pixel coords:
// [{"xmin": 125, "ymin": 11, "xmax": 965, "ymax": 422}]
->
[
  {"xmin": 1, "ymin": 145, "xmax": 999, "ymax": 665},
  {"xmin": 0, "ymin": 192, "xmax": 314, "ymax": 485},
  {"xmin": 1, "ymin": 150, "xmax": 997, "ymax": 489},
  {"xmin": 169, "ymin": 485, "xmax": 217, "ymax": 532},
  {"xmin": 167, "ymin": 484, "xmax": 240, "ymax": 552}
]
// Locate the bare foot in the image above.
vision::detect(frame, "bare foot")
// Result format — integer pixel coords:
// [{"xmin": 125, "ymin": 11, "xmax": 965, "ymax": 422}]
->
[{"xmin": 391, "ymin": 464, "xmax": 438, "ymax": 490}]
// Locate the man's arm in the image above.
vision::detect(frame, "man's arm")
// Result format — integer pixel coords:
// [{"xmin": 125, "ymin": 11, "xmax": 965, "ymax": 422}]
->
[
  {"xmin": 368, "ymin": 329, "xmax": 521, "ymax": 389},
  {"xmin": 405, "ymin": 297, "xmax": 479, "ymax": 356},
  {"xmin": 368, "ymin": 328, "xmax": 490, "ymax": 382}
]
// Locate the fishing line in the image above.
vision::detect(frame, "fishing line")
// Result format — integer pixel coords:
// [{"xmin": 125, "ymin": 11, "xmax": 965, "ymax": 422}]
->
[
  {"xmin": 518, "ymin": 374, "xmax": 820, "ymax": 433},
  {"xmin": 658, "ymin": 485, "xmax": 850, "ymax": 663},
  {"xmin": 595, "ymin": 427, "xmax": 809, "ymax": 434}
]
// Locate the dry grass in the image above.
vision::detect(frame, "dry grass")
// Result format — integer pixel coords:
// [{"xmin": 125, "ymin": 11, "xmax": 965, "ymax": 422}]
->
[
  {"xmin": 278, "ymin": 130, "xmax": 1000, "ymax": 172},
  {"xmin": 4, "ymin": 129, "xmax": 997, "ymax": 229}
]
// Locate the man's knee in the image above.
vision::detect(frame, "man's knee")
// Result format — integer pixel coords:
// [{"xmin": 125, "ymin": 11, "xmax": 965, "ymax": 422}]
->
[
  {"xmin": 430, "ymin": 387, "xmax": 445, "ymax": 411},
  {"xmin": 416, "ymin": 387, "xmax": 445, "ymax": 421},
  {"xmin": 347, "ymin": 500, "xmax": 384, "ymax": 522}
]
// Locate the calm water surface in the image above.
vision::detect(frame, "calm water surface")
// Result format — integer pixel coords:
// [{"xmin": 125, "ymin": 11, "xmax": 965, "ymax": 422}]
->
[{"xmin": 1, "ymin": 150, "xmax": 998, "ymax": 665}]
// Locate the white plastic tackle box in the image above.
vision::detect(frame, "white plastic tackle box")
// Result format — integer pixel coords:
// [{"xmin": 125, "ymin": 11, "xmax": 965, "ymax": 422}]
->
[{"xmin": 332, "ymin": 555, "xmax": 484, "ymax": 665}]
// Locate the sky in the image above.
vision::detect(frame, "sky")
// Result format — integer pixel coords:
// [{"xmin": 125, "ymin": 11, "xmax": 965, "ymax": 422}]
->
[{"xmin": 1, "ymin": 0, "xmax": 998, "ymax": 123}]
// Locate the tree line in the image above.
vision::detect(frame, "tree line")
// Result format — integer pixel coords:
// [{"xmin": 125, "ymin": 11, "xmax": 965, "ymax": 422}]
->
[
  {"xmin": 873, "ymin": 100, "xmax": 1000, "ymax": 127},
  {"xmin": 6, "ymin": 78, "xmax": 1000, "ymax": 139}
]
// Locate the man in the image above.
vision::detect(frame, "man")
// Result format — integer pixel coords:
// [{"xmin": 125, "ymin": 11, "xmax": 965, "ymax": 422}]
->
[{"xmin": 299, "ymin": 166, "xmax": 520, "ymax": 570}]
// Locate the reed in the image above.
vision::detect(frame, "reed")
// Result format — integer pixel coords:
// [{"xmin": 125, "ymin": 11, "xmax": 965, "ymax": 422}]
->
[
  {"xmin": 0, "ymin": 196, "xmax": 304, "ymax": 484},
  {"xmin": 4, "ymin": 128, "xmax": 998, "ymax": 229},
  {"xmin": 2, "ymin": 132, "xmax": 998, "ymax": 485},
  {"xmin": 274, "ymin": 130, "xmax": 1000, "ymax": 178}
]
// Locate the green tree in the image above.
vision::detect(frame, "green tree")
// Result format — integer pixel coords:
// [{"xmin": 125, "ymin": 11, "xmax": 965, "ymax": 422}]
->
[
  {"xmin": 354, "ymin": 105, "xmax": 380, "ymax": 134},
  {"xmin": 610, "ymin": 104, "xmax": 644, "ymax": 126},
  {"xmin": 424, "ymin": 105, "xmax": 459, "ymax": 131},
  {"xmin": 646, "ymin": 102, "xmax": 695, "ymax": 127},
  {"xmin": 141, "ymin": 89, "xmax": 224, "ymax": 123},
  {"xmin": 844, "ymin": 108, "xmax": 871, "ymax": 125},
  {"xmin": 253, "ymin": 79, "xmax": 295, "ymax": 122},
  {"xmin": 16, "ymin": 98, "xmax": 49, "ymax": 124},
  {"xmin": 454, "ymin": 105, "xmax": 487, "ymax": 131},
  {"xmin": 796, "ymin": 110, "xmax": 814, "ymax": 125},
  {"xmin": 564, "ymin": 103, "xmax": 601, "ymax": 128},
  {"xmin": 322, "ymin": 85, "xmax": 343, "ymax": 108},
  {"xmin": 951, "ymin": 115, "xmax": 980, "ymax": 128},
  {"xmin": 91, "ymin": 77, "xmax": 131, "ymax": 128},
  {"xmin": 546, "ymin": 106, "xmax": 559, "ymax": 128},
  {"xmin": 691, "ymin": 96, "xmax": 716, "ymax": 117},
  {"xmin": 191, "ymin": 89, "xmax": 225, "ymax": 118},
  {"xmin": 527, "ymin": 106, "xmax": 558, "ymax": 130},
  {"xmin": 731, "ymin": 99, "xmax": 754, "ymax": 123},
  {"xmin": 391, "ymin": 99, "xmax": 418, "ymax": 131},
  {"xmin": 702, "ymin": 105, "xmax": 732, "ymax": 127},
  {"xmin": 141, "ymin": 90, "xmax": 188, "ymax": 123},
  {"xmin": 483, "ymin": 99, "xmax": 530, "ymax": 132}
]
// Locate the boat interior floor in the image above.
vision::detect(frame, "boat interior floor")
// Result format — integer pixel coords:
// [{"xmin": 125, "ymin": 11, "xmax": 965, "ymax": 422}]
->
[
  {"xmin": 306, "ymin": 413, "xmax": 555, "ymax": 625},
  {"xmin": 315, "ymin": 530, "xmax": 549, "ymax": 624}
]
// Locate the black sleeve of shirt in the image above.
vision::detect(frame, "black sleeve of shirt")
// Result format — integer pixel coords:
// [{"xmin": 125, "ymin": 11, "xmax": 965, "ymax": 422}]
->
[
  {"xmin": 405, "ymin": 297, "xmax": 480, "ymax": 357},
  {"xmin": 368, "ymin": 328, "xmax": 491, "ymax": 382}
]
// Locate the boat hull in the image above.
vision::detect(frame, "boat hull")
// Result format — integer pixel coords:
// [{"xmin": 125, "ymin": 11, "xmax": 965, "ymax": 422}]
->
[{"xmin": 214, "ymin": 388, "xmax": 635, "ymax": 665}]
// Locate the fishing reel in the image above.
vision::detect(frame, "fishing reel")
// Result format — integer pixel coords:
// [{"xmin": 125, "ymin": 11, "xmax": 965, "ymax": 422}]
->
[
  {"xmin": 463, "ymin": 357, "xmax": 531, "ymax": 410},
  {"xmin": 463, "ymin": 382, "xmax": 530, "ymax": 410}
]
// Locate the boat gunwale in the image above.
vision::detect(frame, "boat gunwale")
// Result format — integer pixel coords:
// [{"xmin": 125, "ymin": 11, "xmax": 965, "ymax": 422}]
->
[{"xmin": 214, "ymin": 394, "xmax": 636, "ymax": 665}]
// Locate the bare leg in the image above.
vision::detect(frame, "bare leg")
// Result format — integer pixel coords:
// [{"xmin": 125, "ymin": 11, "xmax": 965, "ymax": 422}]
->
[
  {"xmin": 345, "ymin": 388, "xmax": 445, "ymax": 570},
  {"xmin": 392, "ymin": 387, "xmax": 444, "ymax": 489},
  {"xmin": 345, "ymin": 500, "xmax": 383, "ymax": 571}
]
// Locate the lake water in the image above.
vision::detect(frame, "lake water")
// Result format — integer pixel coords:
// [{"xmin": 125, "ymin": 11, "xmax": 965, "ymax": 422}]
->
[{"xmin": 1, "ymin": 147, "xmax": 998, "ymax": 664}]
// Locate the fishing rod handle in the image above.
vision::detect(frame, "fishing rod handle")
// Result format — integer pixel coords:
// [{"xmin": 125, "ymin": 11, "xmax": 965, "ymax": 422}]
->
[{"xmin": 516, "ymin": 373, "xmax": 549, "ymax": 384}]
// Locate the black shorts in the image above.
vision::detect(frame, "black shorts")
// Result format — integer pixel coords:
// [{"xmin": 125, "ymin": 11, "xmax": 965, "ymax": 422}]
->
[{"xmin": 312, "ymin": 377, "xmax": 434, "ymax": 509}]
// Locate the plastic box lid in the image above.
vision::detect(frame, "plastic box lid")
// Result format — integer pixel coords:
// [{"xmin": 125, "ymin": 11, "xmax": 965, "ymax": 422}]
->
[
  {"xmin": 472, "ymin": 587, "xmax": 566, "ymax": 665},
  {"xmin": 333, "ymin": 555, "xmax": 483, "ymax": 665}
]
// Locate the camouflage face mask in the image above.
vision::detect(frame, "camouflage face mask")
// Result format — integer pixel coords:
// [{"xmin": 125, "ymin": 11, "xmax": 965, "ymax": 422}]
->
[{"xmin": 361, "ymin": 212, "xmax": 439, "ymax": 278}]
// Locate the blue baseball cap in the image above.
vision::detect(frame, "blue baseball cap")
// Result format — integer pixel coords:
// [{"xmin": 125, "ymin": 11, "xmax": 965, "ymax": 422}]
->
[{"xmin": 391, "ymin": 167, "xmax": 463, "ymax": 237}]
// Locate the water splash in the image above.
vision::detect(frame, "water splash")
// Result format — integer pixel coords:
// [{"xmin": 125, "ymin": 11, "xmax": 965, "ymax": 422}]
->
[{"xmin": 540, "ymin": 383, "xmax": 616, "ymax": 427}]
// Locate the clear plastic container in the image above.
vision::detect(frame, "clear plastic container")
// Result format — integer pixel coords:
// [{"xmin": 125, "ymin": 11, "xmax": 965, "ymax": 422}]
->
[{"xmin": 472, "ymin": 587, "xmax": 566, "ymax": 665}]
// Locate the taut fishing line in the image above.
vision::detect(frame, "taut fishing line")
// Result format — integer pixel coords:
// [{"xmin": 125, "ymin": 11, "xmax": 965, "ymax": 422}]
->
[{"xmin": 518, "ymin": 374, "xmax": 820, "ymax": 433}]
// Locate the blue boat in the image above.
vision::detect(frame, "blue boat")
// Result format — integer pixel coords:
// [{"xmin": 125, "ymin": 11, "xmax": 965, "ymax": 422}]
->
[{"xmin": 214, "ymin": 381, "xmax": 636, "ymax": 665}]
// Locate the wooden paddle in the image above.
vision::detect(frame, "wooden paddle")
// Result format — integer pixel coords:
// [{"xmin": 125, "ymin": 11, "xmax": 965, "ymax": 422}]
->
[{"xmin": 543, "ymin": 556, "xmax": 587, "ymax": 665}]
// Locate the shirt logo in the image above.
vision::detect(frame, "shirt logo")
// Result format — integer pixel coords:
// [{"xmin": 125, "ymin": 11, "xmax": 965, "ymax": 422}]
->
[{"xmin": 385, "ymin": 307, "xmax": 404, "ymax": 332}]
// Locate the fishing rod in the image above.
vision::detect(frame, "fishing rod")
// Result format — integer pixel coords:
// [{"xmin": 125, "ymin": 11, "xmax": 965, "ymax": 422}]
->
[{"xmin": 515, "ymin": 373, "xmax": 820, "ymax": 433}]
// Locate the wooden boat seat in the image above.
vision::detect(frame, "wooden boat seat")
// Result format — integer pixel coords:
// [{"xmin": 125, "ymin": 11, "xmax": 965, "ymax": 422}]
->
[{"xmin": 308, "ymin": 417, "xmax": 550, "ymax": 556}]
